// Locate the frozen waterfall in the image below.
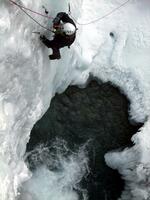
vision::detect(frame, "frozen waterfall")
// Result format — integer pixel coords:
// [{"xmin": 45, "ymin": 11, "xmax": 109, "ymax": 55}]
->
[{"xmin": 1, "ymin": 0, "xmax": 150, "ymax": 199}]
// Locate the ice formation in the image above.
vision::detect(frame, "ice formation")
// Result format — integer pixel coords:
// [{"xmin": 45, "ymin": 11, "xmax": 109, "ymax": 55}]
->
[{"xmin": 0, "ymin": 0, "xmax": 150, "ymax": 199}]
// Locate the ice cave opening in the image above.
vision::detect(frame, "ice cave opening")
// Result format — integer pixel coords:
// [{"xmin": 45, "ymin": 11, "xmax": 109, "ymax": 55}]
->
[{"xmin": 23, "ymin": 80, "xmax": 142, "ymax": 200}]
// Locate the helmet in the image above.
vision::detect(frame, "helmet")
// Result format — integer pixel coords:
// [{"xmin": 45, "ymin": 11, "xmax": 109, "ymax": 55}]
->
[{"xmin": 61, "ymin": 23, "xmax": 76, "ymax": 36}]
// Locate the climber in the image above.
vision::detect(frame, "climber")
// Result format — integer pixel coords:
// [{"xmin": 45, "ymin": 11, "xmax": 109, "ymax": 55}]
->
[{"xmin": 40, "ymin": 12, "xmax": 77, "ymax": 60}]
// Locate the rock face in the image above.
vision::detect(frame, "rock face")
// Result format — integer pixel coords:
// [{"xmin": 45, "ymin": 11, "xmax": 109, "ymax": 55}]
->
[{"xmin": 27, "ymin": 80, "xmax": 141, "ymax": 200}]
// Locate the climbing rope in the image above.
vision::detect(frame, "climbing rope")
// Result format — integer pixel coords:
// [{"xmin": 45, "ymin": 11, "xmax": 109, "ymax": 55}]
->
[
  {"xmin": 70, "ymin": 0, "xmax": 131, "ymax": 25},
  {"xmin": 9, "ymin": 0, "xmax": 54, "ymax": 19},
  {"xmin": 9, "ymin": 0, "xmax": 54, "ymax": 32},
  {"xmin": 20, "ymin": 6, "xmax": 54, "ymax": 32},
  {"xmin": 9, "ymin": 0, "xmax": 131, "ymax": 32}
]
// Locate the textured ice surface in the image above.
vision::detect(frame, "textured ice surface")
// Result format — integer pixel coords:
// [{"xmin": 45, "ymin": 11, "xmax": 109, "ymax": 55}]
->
[{"xmin": 0, "ymin": 0, "xmax": 150, "ymax": 199}]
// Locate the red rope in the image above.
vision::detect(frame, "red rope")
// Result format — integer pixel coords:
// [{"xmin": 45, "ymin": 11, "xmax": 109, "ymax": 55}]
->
[
  {"xmin": 9, "ymin": 0, "xmax": 130, "ymax": 30},
  {"xmin": 9, "ymin": 0, "xmax": 54, "ymax": 19},
  {"xmin": 9, "ymin": 0, "xmax": 54, "ymax": 32}
]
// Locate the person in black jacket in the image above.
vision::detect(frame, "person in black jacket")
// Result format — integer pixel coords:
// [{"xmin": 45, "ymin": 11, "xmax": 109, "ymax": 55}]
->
[{"xmin": 40, "ymin": 12, "xmax": 77, "ymax": 60}]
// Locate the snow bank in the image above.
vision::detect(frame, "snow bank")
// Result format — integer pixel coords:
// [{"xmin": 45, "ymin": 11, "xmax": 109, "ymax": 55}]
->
[
  {"xmin": 0, "ymin": 0, "xmax": 55, "ymax": 199},
  {"xmin": 1, "ymin": 0, "xmax": 150, "ymax": 199}
]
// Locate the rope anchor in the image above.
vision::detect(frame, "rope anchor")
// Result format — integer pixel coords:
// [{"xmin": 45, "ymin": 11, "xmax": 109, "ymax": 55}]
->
[{"xmin": 68, "ymin": 3, "xmax": 71, "ymax": 15}]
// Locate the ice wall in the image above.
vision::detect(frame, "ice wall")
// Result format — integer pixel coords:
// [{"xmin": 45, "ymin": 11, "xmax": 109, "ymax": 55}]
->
[
  {"xmin": 0, "ymin": 0, "xmax": 47, "ymax": 199},
  {"xmin": 1, "ymin": 0, "xmax": 150, "ymax": 199},
  {"xmin": 0, "ymin": 0, "xmax": 83, "ymax": 199},
  {"xmin": 0, "ymin": 0, "xmax": 70, "ymax": 200}
]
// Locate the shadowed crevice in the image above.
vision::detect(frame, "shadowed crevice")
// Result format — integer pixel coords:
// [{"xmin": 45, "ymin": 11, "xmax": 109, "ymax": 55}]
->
[{"xmin": 27, "ymin": 80, "xmax": 142, "ymax": 200}]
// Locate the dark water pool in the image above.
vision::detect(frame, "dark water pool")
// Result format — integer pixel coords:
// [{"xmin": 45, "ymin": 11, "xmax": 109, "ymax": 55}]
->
[{"xmin": 27, "ymin": 80, "xmax": 141, "ymax": 200}]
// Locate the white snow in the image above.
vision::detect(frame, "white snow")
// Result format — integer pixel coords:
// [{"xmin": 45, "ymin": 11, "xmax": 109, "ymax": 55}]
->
[{"xmin": 0, "ymin": 0, "xmax": 150, "ymax": 199}]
